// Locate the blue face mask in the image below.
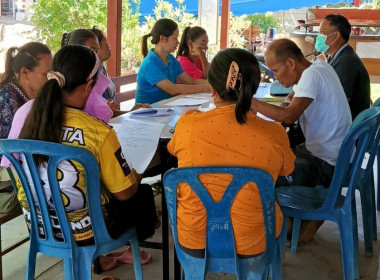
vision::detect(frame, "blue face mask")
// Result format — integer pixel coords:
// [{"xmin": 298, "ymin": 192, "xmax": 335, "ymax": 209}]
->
[{"xmin": 315, "ymin": 32, "xmax": 336, "ymax": 53}]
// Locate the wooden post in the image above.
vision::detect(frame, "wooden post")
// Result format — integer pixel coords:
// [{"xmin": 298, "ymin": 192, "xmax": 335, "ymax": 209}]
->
[
  {"xmin": 220, "ymin": 0, "xmax": 230, "ymax": 49},
  {"xmin": 107, "ymin": 0, "xmax": 122, "ymax": 77}
]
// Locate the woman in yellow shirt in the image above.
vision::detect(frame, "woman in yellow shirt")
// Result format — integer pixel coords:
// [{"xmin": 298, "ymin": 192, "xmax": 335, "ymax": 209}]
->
[{"xmin": 168, "ymin": 48, "xmax": 295, "ymax": 257}]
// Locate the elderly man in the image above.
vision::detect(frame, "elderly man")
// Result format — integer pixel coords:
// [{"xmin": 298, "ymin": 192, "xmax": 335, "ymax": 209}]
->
[
  {"xmin": 251, "ymin": 39, "xmax": 352, "ymax": 241},
  {"xmin": 317, "ymin": 14, "xmax": 371, "ymax": 120}
]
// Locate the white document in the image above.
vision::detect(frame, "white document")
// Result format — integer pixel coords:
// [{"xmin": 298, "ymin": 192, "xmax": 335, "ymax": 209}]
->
[
  {"xmin": 184, "ymin": 92, "xmax": 212, "ymax": 99},
  {"xmin": 257, "ymin": 112, "xmax": 274, "ymax": 122},
  {"xmin": 130, "ymin": 107, "xmax": 174, "ymax": 117},
  {"xmin": 166, "ymin": 97, "xmax": 210, "ymax": 106},
  {"xmin": 115, "ymin": 119, "xmax": 165, "ymax": 174}
]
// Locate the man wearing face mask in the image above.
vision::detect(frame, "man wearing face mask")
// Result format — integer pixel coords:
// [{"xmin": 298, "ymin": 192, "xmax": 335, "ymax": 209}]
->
[{"xmin": 316, "ymin": 14, "xmax": 370, "ymax": 120}]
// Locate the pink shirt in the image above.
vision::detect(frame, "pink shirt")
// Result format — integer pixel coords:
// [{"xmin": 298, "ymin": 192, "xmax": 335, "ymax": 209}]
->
[{"xmin": 177, "ymin": 56, "xmax": 203, "ymax": 79}]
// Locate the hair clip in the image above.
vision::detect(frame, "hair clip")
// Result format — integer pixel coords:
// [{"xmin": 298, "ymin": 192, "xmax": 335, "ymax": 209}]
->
[
  {"xmin": 226, "ymin": 61, "xmax": 242, "ymax": 90},
  {"xmin": 47, "ymin": 71, "xmax": 66, "ymax": 88}
]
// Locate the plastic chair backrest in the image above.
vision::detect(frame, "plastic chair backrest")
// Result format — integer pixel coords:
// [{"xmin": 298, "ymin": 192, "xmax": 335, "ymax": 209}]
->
[
  {"xmin": 350, "ymin": 106, "xmax": 380, "ymax": 171},
  {"xmin": 163, "ymin": 166, "xmax": 277, "ymax": 278},
  {"xmin": 259, "ymin": 61, "xmax": 275, "ymax": 78},
  {"xmin": 0, "ymin": 139, "xmax": 124, "ymax": 276},
  {"xmin": 372, "ymin": 97, "xmax": 380, "ymax": 108},
  {"xmin": 322, "ymin": 108, "xmax": 380, "ymax": 211}
]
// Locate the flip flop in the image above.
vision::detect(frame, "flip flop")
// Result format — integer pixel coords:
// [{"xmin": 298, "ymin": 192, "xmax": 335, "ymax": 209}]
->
[
  {"xmin": 100, "ymin": 276, "xmax": 120, "ymax": 280},
  {"xmin": 106, "ymin": 247, "xmax": 152, "ymax": 265},
  {"xmin": 92, "ymin": 255, "xmax": 118, "ymax": 272}
]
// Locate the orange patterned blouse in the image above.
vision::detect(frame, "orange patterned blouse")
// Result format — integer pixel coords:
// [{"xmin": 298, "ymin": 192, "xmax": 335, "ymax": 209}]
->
[{"xmin": 167, "ymin": 105, "xmax": 295, "ymax": 255}]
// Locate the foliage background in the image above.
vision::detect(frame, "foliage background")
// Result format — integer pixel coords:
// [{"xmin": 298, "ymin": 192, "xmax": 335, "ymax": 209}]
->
[{"xmin": 31, "ymin": 0, "xmax": 252, "ymax": 70}]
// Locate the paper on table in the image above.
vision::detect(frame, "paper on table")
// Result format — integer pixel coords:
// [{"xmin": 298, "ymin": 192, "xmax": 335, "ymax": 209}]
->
[
  {"xmin": 257, "ymin": 112, "xmax": 274, "ymax": 122},
  {"xmin": 115, "ymin": 119, "xmax": 165, "ymax": 174},
  {"xmin": 184, "ymin": 92, "xmax": 212, "ymax": 99},
  {"xmin": 166, "ymin": 97, "xmax": 210, "ymax": 106},
  {"xmin": 130, "ymin": 107, "xmax": 174, "ymax": 117}
]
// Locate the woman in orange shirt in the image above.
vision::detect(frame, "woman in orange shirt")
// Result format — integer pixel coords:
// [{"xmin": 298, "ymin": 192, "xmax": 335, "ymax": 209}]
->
[{"xmin": 168, "ymin": 48, "xmax": 295, "ymax": 257}]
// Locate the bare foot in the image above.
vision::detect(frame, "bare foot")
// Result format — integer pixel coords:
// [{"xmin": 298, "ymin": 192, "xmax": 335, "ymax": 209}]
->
[{"xmin": 299, "ymin": 220, "xmax": 324, "ymax": 244}]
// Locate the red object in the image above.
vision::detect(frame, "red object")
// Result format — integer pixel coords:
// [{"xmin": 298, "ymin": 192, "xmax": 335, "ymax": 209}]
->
[{"xmin": 353, "ymin": 0, "xmax": 361, "ymax": 7}]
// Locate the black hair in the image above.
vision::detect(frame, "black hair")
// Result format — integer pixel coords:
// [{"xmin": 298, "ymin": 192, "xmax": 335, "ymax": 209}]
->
[
  {"xmin": 323, "ymin": 14, "xmax": 351, "ymax": 42},
  {"xmin": 141, "ymin": 18, "xmax": 178, "ymax": 58},
  {"xmin": 20, "ymin": 45, "xmax": 98, "ymax": 144},
  {"xmin": 267, "ymin": 38, "xmax": 304, "ymax": 63},
  {"xmin": 0, "ymin": 42, "xmax": 51, "ymax": 88},
  {"xmin": 61, "ymin": 29, "xmax": 98, "ymax": 48},
  {"xmin": 177, "ymin": 26, "xmax": 207, "ymax": 57},
  {"xmin": 208, "ymin": 48, "xmax": 261, "ymax": 124}
]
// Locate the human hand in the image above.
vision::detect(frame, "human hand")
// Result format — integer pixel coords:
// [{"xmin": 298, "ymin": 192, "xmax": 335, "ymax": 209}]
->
[
  {"xmin": 131, "ymin": 103, "xmax": 151, "ymax": 111},
  {"xmin": 190, "ymin": 46, "xmax": 206, "ymax": 58},
  {"xmin": 108, "ymin": 100, "xmax": 120, "ymax": 112}
]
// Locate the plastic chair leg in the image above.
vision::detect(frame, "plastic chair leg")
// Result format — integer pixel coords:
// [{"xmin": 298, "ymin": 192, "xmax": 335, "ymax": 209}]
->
[
  {"xmin": 64, "ymin": 257, "xmax": 75, "ymax": 280},
  {"xmin": 377, "ymin": 155, "xmax": 380, "ymax": 210},
  {"xmin": 338, "ymin": 208, "xmax": 360, "ymax": 280},
  {"xmin": 130, "ymin": 236, "xmax": 144, "ymax": 280},
  {"xmin": 25, "ymin": 244, "xmax": 37, "ymax": 280},
  {"xmin": 359, "ymin": 178, "xmax": 374, "ymax": 256},
  {"xmin": 269, "ymin": 245, "xmax": 283, "ymax": 280},
  {"xmin": 370, "ymin": 174, "xmax": 377, "ymax": 241},
  {"xmin": 290, "ymin": 218, "xmax": 301, "ymax": 253}
]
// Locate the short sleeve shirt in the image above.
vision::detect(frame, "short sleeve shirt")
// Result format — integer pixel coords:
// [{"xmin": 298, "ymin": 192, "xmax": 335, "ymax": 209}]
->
[
  {"xmin": 136, "ymin": 49, "xmax": 184, "ymax": 104},
  {"xmin": 17, "ymin": 107, "xmax": 136, "ymax": 242},
  {"xmin": 293, "ymin": 59, "xmax": 352, "ymax": 165},
  {"xmin": 0, "ymin": 83, "xmax": 29, "ymax": 139},
  {"xmin": 167, "ymin": 106, "xmax": 295, "ymax": 255},
  {"xmin": 177, "ymin": 56, "xmax": 203, "ymax": 79}
]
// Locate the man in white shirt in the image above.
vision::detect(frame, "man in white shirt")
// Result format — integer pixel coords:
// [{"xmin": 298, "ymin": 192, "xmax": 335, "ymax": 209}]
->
[{"xmin": 250, "ymin": 38, "xmax": 352, "ymax": 241}]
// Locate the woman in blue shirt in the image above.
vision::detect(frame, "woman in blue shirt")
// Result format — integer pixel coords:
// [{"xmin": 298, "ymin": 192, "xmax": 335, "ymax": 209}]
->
[{"xmin": 136, "ymin": 18, "xmax": 210, "ymax": 104}]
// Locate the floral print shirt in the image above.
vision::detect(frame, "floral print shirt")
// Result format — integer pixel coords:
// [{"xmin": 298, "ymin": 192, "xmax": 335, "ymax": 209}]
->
[{"xmin": 0, "ymin": 83, "xmax": 29, "ymax": 139}]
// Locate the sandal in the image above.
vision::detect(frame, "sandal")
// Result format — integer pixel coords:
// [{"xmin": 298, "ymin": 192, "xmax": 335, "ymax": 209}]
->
[
  {"xmin": 92, "ymin": 255, "xmax": 118, "ymax": 272},
  {"xmin": 100, "ymin": 276, "xmax": 120, "ymax": 280},
  {"xmin": 106, "ymin": 247, "xmax": 152, "ymax": 265}
]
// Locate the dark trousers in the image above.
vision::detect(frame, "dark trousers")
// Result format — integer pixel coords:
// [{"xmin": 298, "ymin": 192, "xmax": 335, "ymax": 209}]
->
[
  {"xmin": 276, "ymin": 144, "xmax": 335, "ymax": 188},
  {"xmin": 105, "ymin": 183, "xmax": 158, "ymax": 242}
]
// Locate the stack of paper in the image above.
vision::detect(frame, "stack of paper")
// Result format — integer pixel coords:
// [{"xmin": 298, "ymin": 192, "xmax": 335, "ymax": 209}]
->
[{"xmin": 114, "ymin": 119, "xmax": 165, "ymax": 174}]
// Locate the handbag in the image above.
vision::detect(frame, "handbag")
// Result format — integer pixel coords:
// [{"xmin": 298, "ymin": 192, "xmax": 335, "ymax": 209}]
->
[{"xmin": 0, "ymin": 181, "xmax": 21, "ymax": 214}]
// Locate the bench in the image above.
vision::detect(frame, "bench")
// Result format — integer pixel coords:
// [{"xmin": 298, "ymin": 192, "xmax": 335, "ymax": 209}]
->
[
  {"xmin": 0, "ymin": 210, "xmax": 29, "ymax": 279},
  {"xmin": 111, "ymin": 73, "xmax": 137, "ymax": 103}
]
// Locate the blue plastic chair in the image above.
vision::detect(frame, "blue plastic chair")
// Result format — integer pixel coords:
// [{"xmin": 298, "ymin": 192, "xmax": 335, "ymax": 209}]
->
[
  {"xmin": 163, "ymin": 166, "xmax": 285, "ymax": 280},
  {"xmin": 0, "ymin": 139, "xmax": 143, "ymax": 280},
  {"xmin": 350, "ymin": 106, "xmax": 380, "ymax": 256},
  {"xmin": 371, "ymin": 98, "xmax": 380, "ymax": 211},
  {"xmin": 258, "ymin": 61, "xmax": 274, "ymax": 78},
  {"xmin": 276, "ymin": 107, "xmax": 380, "ymax": 280}
]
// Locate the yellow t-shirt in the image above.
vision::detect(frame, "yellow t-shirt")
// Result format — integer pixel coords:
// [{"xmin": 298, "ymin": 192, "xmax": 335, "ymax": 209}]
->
[
  {"xmin": 17, "ymin": 107, "xmax": 136, "ymax": 242},
  {"xmin": 167, "ymin": 106, "xmax": 295, "ymax": 255}
]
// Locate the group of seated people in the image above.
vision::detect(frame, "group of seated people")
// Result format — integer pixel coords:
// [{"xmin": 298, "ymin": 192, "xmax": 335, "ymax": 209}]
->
[{"xmin": 0, "ymin": 13, "xmax": 371, "ymax": 279}]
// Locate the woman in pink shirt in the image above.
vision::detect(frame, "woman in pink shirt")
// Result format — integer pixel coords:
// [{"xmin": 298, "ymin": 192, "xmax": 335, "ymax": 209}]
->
[{"xmin": 177, "ymin": 26, "xmax": 210, "ymax": 79}]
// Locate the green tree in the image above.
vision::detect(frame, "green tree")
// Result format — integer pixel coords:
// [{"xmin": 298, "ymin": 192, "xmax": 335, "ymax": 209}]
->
[
  {"xmin": 31, "ymin": 0, "xmax": 107, "ymax": 52},
  {"xmin": 247, "ymin": 13, "xmax": 280, "ymax": 35}
]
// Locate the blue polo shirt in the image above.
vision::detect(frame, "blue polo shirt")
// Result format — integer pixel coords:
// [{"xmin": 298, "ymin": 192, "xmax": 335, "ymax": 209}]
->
[{"xmin": 136, "ymin": 49, "xmax": 184, "ymax": 104}]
